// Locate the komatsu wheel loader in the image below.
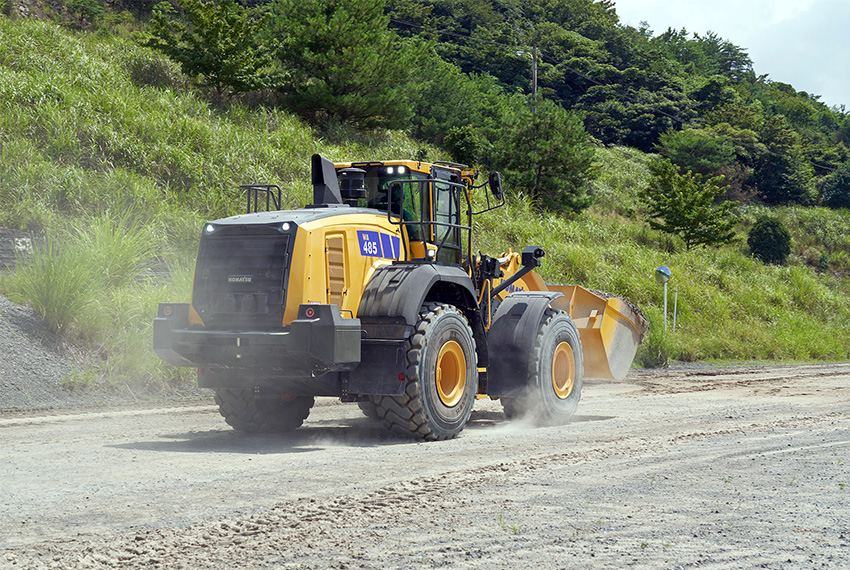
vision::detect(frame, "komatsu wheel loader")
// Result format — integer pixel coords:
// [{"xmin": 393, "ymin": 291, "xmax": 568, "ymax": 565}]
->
[{"xmin": 154, "ymin": 155, "xmax": 647, "ymax": 440}]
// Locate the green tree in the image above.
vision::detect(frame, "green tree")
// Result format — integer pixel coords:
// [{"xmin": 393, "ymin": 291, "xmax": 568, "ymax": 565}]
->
[
  {"xmin": 268, "ymin": 0, "xmax": 421, "ymax": 128},
  {"xmin": 820, "ymin": 164, "xmax": 850, "ymax": 209},
  {"xmin": 67, "ymin": 0, "xmax": 105, "ymax": 29},
  {"xmin": 751, "ymin": 115, "xmax": 816, "ymax": 205},
  {"xmin": 579, "ymin": 83, "xmax": 696, "ymax": 152},
  {"xmin": 140, "ymin": 0, "xmax": 277, "ymax": 101},
  {"xmin": 493, "ymin": 98, "xmax": 597, "ymax": 213},
  {"xmin": 443, "ymin": 125, "xmax": 484, "ymax": 166},
  {"xmin": 404, "ymin": 50, "xmax": 508, "ymax": 148},
  {"xmin": 640, "ymin": 158, "xmax": 738, "ymax": 250},
  {"xmin": 747, "ymin": 215, "xmax": 791, "ymax": 264},
  {"xmin": 656, "ymin": 127, "xmax": 736, "ymax": 180}
]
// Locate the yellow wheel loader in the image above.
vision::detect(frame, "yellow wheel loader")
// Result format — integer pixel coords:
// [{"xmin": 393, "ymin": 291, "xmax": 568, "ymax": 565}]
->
[{"xmin": 154, "ymin": 155, "xmax": 647, "ymax": 440}]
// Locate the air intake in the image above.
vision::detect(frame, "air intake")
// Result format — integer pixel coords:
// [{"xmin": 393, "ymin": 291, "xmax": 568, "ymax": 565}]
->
[{"xmin": 311, "ymin": 154, "xmax": 343, "ymax": 206}]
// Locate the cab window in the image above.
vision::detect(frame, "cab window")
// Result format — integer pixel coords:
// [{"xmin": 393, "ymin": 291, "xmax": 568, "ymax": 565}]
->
[{"xmin": 361, "ymin": 165, "xmax": 426, "ymax": 241}]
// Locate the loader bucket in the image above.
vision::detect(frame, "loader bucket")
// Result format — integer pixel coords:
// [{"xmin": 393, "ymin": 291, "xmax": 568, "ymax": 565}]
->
[{"xmin": 547, "ymin": 285, "xmax": 648, "ymax": 381}]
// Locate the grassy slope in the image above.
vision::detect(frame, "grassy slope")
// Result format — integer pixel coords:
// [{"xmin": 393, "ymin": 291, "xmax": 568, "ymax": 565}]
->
[
  {"xmin": 1, "ymin": 18, "xmax": 849, "ymax": 390},
  {"xmin": 0, "ymin": 18, "xmax": 435, "ymax": 387},
  {"xmin": 477, "ymin": 146, "xmax": 850, "ymax": 366}
]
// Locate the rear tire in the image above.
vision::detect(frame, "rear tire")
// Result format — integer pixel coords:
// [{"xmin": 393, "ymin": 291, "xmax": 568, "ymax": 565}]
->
[
  {"xmin": 214, "ymin": 389, "xmax": 314, "ymax": 433},
  {"xmin": 502, "ymin": 308, "xmax": 583, "ymax": 425},
  {"xmin": 357, "ymin": 398, "xmax": 380, "ymax": 420},
  {"xmin": 374, "ymin": 303, "xmax": 477, "ymax": 440}
]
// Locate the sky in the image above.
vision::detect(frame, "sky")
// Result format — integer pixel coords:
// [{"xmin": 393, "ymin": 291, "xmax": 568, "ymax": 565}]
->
[{"xmin": 612, "ymin": 0, "xmax": 850, "ymax": 109}]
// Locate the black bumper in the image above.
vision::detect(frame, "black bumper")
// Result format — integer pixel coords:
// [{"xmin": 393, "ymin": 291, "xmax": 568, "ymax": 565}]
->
[{"xmin": 153, "ymin": 303, "xmax": 361, "ymax": 376}]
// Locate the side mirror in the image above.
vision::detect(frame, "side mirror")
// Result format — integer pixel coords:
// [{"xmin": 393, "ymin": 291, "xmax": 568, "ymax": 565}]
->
[{"xmin": 488, "ymin": 172, "xmax": 503, "ymax": 200}]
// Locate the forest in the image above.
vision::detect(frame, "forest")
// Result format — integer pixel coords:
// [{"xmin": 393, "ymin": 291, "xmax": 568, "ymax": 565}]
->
[{"xmin": 131, "ymin": 0, "xmax": 850, "ymax": 213}]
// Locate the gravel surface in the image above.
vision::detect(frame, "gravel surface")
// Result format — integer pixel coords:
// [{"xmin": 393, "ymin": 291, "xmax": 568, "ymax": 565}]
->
[{"xmin": 2, "ymin": 364, "xmax": 848, "ymax": 569}]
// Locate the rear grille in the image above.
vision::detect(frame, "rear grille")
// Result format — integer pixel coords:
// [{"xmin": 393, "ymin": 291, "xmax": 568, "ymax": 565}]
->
[{"xmin": 192, "ymin": 231, "xmax": 292, "ymax": 329}]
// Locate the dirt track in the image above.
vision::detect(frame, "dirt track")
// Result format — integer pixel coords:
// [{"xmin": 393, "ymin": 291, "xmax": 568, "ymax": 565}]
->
[{"xmin": 2, "ymin": 364, "xmax": 849, "ymax": 569}]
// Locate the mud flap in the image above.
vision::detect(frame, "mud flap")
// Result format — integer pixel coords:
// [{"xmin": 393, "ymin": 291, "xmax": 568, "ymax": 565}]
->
[
  {"xmin": 486, "ymin": 292, "xmax": 562, "ymax": 398},
  {"xmin": 348, "ymin": 341, "xmax": 409, "ymax": 396}
]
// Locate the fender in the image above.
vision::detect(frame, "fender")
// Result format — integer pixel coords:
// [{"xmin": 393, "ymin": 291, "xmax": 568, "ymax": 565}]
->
[
  {"xmin": 486, "ymin": 291, "xmax": 563, "ymax": 398},
  {"xmin": 357, "ymin": 263, "xmax": 478, "ymax": 331}
]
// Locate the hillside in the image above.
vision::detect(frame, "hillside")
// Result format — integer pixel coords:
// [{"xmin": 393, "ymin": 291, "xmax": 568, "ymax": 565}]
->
[{"xmin": 0, "ymin": 15, "xmax": 849, "ymax": 394}]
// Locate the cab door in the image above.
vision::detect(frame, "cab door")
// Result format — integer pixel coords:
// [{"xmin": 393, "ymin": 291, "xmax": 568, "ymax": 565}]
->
[{"xmin": 430, "ymin": 166, "xmax": 465, "ymax": 264}]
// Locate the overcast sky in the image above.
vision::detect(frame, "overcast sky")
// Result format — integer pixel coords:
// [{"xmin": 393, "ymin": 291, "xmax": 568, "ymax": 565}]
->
[{"xmin": 612, "ymin": 0, "xmax": 850, "ymax": 109}]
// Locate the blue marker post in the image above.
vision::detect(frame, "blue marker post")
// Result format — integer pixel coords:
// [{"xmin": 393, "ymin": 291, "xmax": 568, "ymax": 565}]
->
[{"xmin": 655, "ymin": 266, "xmax": 672, "ymax": 331}]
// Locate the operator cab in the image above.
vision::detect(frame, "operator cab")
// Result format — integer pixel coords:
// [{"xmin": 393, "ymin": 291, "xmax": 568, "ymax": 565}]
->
[{"xmin": 336, "ymin": 161, "xmax": 468, "ymax": 265}]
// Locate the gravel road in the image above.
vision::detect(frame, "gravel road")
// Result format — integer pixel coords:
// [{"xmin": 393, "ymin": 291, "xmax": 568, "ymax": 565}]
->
[{"xmin": 2, "ymin": 363, "xmax": 848, "ymax": 569}]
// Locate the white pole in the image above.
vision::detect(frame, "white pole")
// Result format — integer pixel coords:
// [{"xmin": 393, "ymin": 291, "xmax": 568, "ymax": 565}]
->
[
  {"xmin": 663, "ymin": 281, "xmax": 668, "ymax": 331},
  {"xmin": 673, "ymin": 286, "xmax": 678, "ymax": 333}
]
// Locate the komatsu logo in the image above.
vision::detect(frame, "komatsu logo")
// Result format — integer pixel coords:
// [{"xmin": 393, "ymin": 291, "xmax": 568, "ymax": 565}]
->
[{"xmin": 228, "ymin": 275, "xmax": 253, "ymax": 283}]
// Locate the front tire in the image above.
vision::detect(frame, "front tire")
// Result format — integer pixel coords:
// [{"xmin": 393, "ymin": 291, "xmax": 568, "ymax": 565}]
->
[
  {"xmin": 214, "ymin": 389, "xmax": 314, "ymax": 433},
  {"xmin": 502, "ymin": 308, "xmax": 583, "ymax": 425},
  {"xmin": 374, "ymin": 303, "xmax": 478, "ymax": 440}
]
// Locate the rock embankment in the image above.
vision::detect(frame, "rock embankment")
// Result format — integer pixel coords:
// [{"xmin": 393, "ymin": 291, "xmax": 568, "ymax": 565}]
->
[{"xmin": 0, "ymin": 294, "xmax": 77, "ymax": 409}]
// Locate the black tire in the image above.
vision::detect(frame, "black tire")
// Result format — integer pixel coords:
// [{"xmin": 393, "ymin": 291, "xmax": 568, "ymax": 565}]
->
[
  {"xmin": 214, "ymin": 389, "xmax": 314, "ymax": 433},
  {"xmin": 356, "ymin": 398, "xmax": 380, "ymax": 420},
  {"xmin": 374, "ymin": 303, "xmax": 478, "ymax": 441},
  {"xmin": 502, "ymin": 308, "xmax": 583, "ymax": 425}
]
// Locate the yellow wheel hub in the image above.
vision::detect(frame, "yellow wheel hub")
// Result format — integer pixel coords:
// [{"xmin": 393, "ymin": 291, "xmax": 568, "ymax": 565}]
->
[
  {"xmin": 551, "ymin": 341, "xmax": 575, "ymax": 400},
  {"xmin": 436, "ymin": 340, "xmax": 466, "ymax": 407}
]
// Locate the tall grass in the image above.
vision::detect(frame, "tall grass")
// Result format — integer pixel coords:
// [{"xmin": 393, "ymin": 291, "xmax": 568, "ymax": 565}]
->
[
  {"xmin": 2, "ymin": 237, "xmax": 99, "ymax": 335},
  {"xmin": 73, "ymin": 212, "xmax": 162, "ymax": 288},
  {"xmin": 0, "ymin": 212, "xmax": 197, "ymax": 387},
  {"xmin": 0, "ymin": 17, "xmax": 432, "ymax": 231}
]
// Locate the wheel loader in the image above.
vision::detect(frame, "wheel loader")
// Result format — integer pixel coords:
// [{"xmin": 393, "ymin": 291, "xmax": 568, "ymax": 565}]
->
[{"xmin": 154, "ymin": 154, "xmax": 647, "ymax": 440}]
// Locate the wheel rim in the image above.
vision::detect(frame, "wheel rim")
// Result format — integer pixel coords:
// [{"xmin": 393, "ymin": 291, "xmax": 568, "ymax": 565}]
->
[
  {"xmin": 436, "ymin": 340, "xmax": 466, "ymax": 407},
  {"xmin": 551, "ymin": 341, "xmax": 575, "ymax": 399}
]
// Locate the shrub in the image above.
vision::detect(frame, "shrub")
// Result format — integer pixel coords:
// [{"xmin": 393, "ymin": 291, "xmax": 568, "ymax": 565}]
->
[
  {"xmin": 748, "ymin": 215, "xmax": 792, "ymax": 264},
  {"xmin": 67, "ymin": 0, "xmax": 105, "ymax": 28},
  {"xmin": 125, "ymin": 49, "xmax": 184, "ymax": 91},
  {"xmin": 820, "ymin": 166, "xmax": 850, "ymax": 209},
  {"xmin": 443, "ymin": 125, "xmax": 483, "ymax": 167}
]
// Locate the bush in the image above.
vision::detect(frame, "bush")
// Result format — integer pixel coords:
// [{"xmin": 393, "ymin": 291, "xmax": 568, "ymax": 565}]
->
[
  {"xmin": 748, "ymin": 215, "xmax": 792, "ymax": 264},
  {"xmin": 820, "ymin": 166, "xmax": 850, "ymax": 209},
  {"xmin": 67, "ymin": 0, "xmax": 105, "ymax": 28},
  {"xmin": 125, "ymin": 50, "xmax": 185, "ymax": 91},
  {"xmin": 443, "ymin": 125, "xmax": 483, "ymax": 167}
]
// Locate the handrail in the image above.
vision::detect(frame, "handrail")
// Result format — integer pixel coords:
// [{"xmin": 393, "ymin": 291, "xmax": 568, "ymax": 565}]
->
[{"xmin": 239, "ymin": 184, "xmax": 282, "ymax": 213}]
